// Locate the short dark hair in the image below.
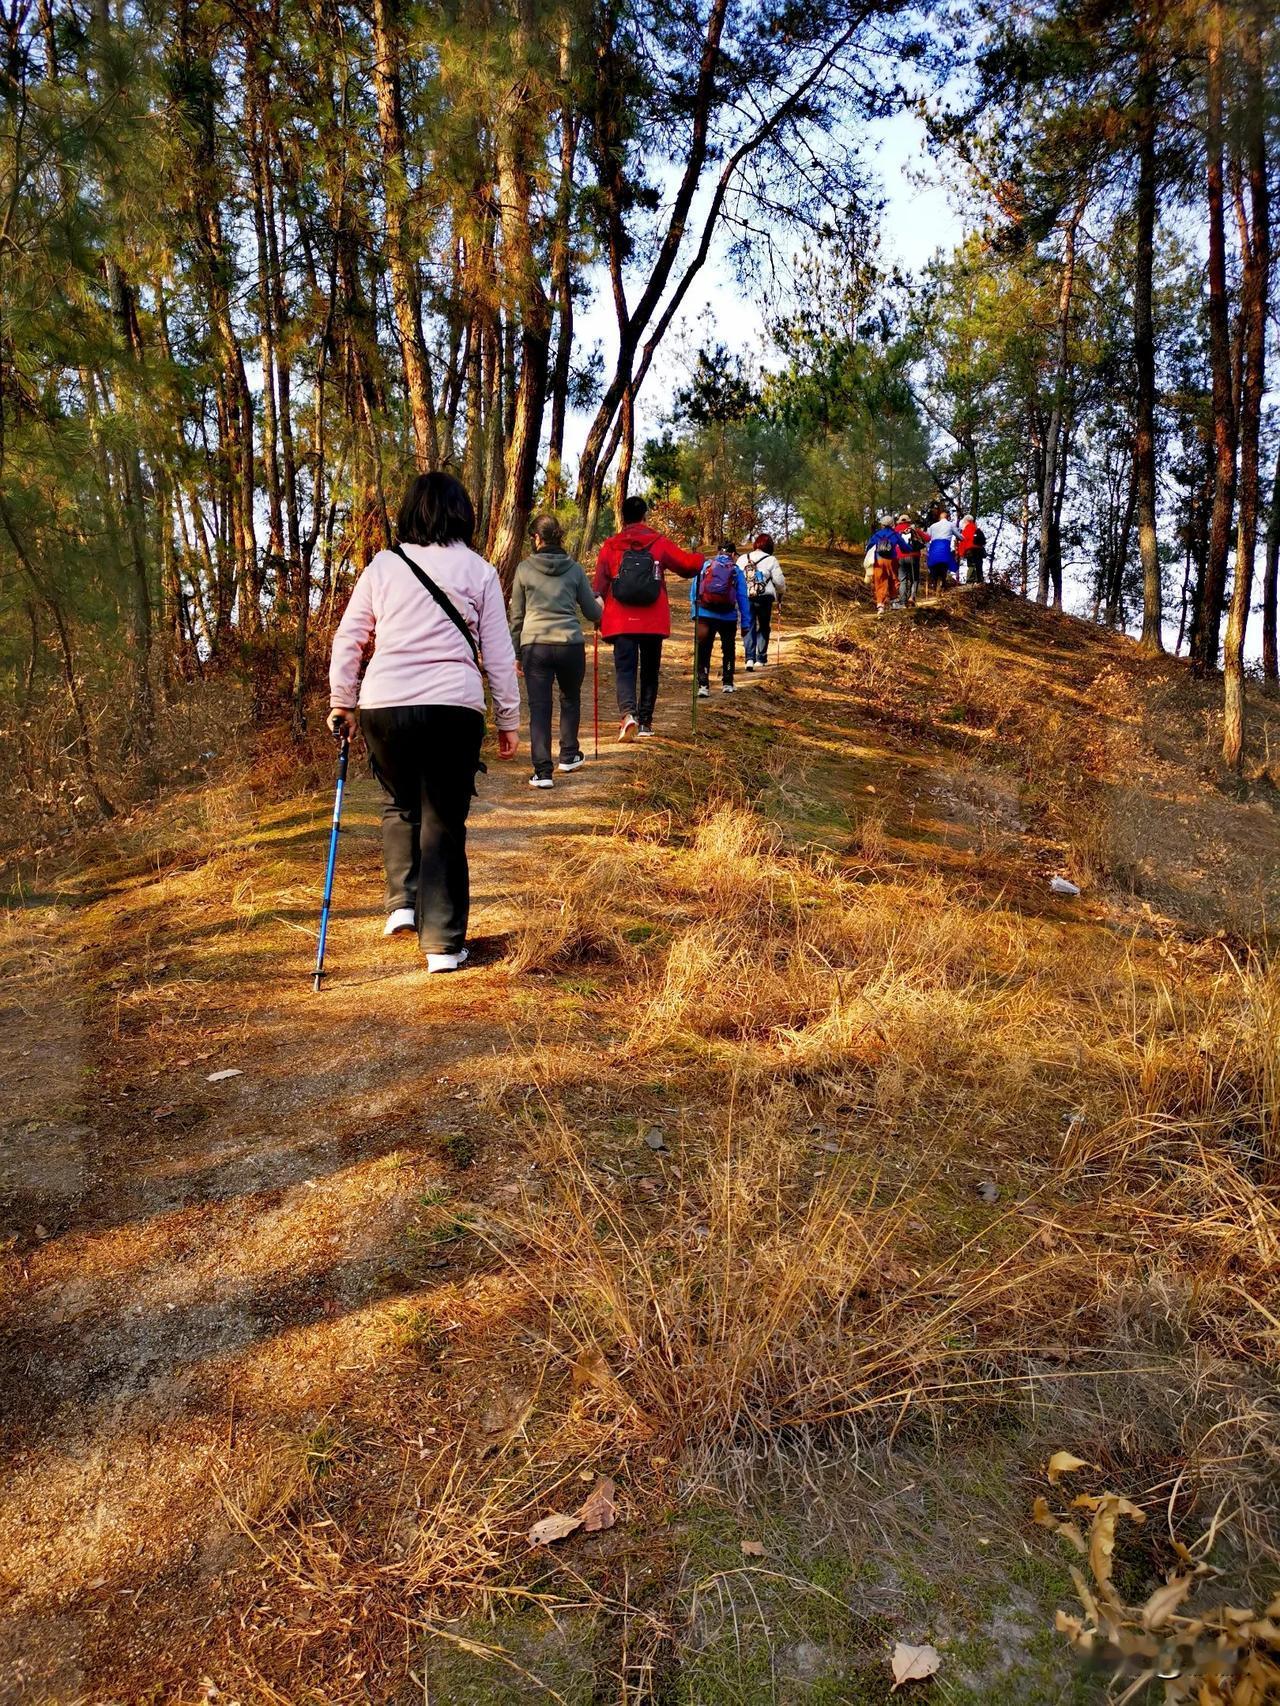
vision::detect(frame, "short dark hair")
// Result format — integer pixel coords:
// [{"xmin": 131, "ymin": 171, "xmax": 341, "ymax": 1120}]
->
[
  {"xmin": 620, "ymin": 495, "xmax": 648, "ymax": 525},
  {"xmin": 397, "ymin": 472, "xmax": 475, "ymax": 548},
  {"xmin": 754, "ymin": 533, "xmax": 773, "ymax": 554}
]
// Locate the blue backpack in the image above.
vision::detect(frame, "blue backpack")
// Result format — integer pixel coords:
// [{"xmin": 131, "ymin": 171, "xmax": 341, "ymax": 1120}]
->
[{"xmin": 699, "ymin": 553, "xmax": 737, "ymax": 611}]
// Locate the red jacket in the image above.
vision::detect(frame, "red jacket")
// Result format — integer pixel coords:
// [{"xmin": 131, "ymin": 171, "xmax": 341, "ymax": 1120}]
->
[{"xmin": 593, "ymin": 523, "xmax": 705, "ymax": 638}]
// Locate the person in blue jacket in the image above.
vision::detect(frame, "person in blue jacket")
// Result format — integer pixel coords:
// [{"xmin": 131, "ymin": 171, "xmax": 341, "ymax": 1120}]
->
[
  {"xmin": 866, "ymin": 515, "xmax": 902, "ymax": 615},
  {"xmin": 690, "ymin": 544, "xmax": 751, "ymax": 695}
]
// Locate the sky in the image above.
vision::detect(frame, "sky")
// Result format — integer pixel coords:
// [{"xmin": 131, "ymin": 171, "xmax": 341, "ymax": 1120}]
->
[{"xmin": 565, "ymin": 108, "xmax": 963, "ymax": 470}]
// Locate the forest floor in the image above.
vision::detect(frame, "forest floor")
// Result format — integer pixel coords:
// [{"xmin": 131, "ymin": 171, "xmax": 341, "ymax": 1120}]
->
[{"xmin": 2, "ymin": 551, "xmax": 1280, "ymax": 1705}]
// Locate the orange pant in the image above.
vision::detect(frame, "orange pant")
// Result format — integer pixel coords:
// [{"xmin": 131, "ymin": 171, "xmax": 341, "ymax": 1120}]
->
[{"xmin": 873, "ymin": 560, "xmax": 899, "ymax": 606}]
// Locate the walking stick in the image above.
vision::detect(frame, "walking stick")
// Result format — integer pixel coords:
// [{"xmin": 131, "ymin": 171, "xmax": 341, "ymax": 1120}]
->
[
  {"xmin": 691, "ymin": 567, "xmax": 702, "ymax": 737},
  {"xmin": 312, "ymin": 727, "xmax": 350, "ymax": 992},
  {"xmin": 776, "ymin": 602, "xmax": 783, "ymax": 668},
  {"xmin": 593, "ymin": 628, "xmax": 599, "ymax": 758}
]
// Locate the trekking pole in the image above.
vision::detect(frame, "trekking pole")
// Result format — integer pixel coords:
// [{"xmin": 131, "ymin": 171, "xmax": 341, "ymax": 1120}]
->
[
  {"xmin": 593, "ymin": 628, "xmax": 599, "ymax": 758},
  {"xmin": 312, "ymin": 726, "xmax": 350, "ymax": 993}
]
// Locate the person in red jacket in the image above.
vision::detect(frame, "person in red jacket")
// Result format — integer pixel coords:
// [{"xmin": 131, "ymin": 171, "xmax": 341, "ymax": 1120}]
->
[{"xmin": 593, "ymin": 495, "xmax": 706, "ymax": 741}]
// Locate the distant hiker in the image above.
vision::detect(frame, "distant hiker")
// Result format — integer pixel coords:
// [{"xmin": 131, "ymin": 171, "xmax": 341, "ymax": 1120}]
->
[
  {"xmin": 966, "ymin": 521, "xmax": 987, "ymax": 584},
  {"xmin": 895, "ymin": 514, "xmax": 925, "ymax": 608},
  {"xmin": 328, "ymin": 471, "xmax": 519, "ymax": 974},
  {"xmin": 691, "ymin": 543, "xmax": 751, "ymax": 695},
  {"xmin": 739, "ymin": 533, "xmax": 786, "ymax": 668},
  {"xmin": 958, "ymin": 515, "xmax": 977, "ymax": 562},
  {"xmin": 926, "ymin": 508, "xmax": 959, "ymax": 596},
  {"xmin": 508, "ymin": 514, "xmax": 602, "ymax": 789},
  {"xmin": 866, "ymin": 514, "xmax": 902, "ymax": 615},
  {"xmin": 593, "ymin": 495, "xmax": 706, "ymax": 741}
]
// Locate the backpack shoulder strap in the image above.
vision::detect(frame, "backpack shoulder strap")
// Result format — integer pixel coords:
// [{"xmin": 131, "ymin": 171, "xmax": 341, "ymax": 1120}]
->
[{"xmin": 389, "ymin": 543, "xmax": 481, "ymax": 669}]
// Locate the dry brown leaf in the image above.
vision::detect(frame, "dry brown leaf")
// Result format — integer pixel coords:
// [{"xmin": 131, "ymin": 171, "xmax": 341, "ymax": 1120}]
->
[
  {"xmin": 1054, "ymin": 1610, "xmax": 1093, "ymax": 1652},
  {"xmin": 527, "ymin": 1512, "xmax": 582, "ymax": 1547},
  {"xmin": 740, "ymin": 1538, "xmax": 766, "ymax": 1557},
  {"xmin": 1069, "ymin": 1565, "xmax": 1099, "ymax": 1628},
  {"xmin": 1088, "ymin": 1494, "xmax": 1145, "ymax": 1597},
  {"xmin": 890, "ymin": 1641, "xmax": 941, "ymax": 1690},
  {"xmin": 1047, "ymin": 1451, "xmax": 1096, "ymax": 1484},
  {"xmin": 578, "ymin": 1477, "xmax": 617, "ymax": 1534},
  {"xmin": 1141, "ymin": 1575, "xmax": 1193, "ymax": 1630},
  {"xmin": 1033, "ymin": 1496, "xmax": 1086, "ymax": 1555}
]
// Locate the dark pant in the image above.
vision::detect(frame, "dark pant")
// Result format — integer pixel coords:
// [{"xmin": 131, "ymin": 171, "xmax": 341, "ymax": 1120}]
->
[
  {"xmin": 967, "ymin": 556, "xmax": 985, "ymax": 584},
  {"xmin": 746, "ymin": 597, "xmax": 774, "ymax": 662},
  {"xmin": 612, "ymin": 634, "xmax": 664, "ymax": 726},
  {"xmin": 697, "ymin": 617, "xmax": 738, "ymax": 686},
  {"xmin": 522, "ymin": 641, "xmax": 585, "ymax": 777},
  {"xmin": 898, "ymin": 559, "xmax": 920, "ymax": 605},
  {"xmin": 360, "ymin": 704, "xmax": 485, "ymax": 955}
]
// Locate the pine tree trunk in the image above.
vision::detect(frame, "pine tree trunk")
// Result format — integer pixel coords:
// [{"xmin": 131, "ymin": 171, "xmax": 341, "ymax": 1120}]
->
[
  {"xmin": 1133, "ymin": 49, "xmax": 1164, "ymax": 654},
  {"xmin": 1195, "ymin": 0, "xmax": 1237, "ymax": 676},
  {"xmin": 1262, "ymin": 439, "xmax": 1279, "ymax": 694},
  {"xmin": 371, "ymin": 0, "xmax": 439, "ymax": 472},
  {"xmin": 1222, "ymin": 45, "xmax": 1269, "ymax": 772},
  {"xmin": 1037, "ymin": 196, "xmax": 1082, "ymax": 608}
]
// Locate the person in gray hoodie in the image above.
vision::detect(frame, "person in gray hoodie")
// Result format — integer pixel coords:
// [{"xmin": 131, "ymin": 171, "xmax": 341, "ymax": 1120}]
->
[{"xmin": 508, "ymin": 514, "xmax": 604, "ymax": 787}]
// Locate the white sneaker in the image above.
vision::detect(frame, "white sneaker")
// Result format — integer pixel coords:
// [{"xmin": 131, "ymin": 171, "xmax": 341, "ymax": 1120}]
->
[
  {"xmin": 426, "ymin": 947, "xmax": 469, "ymax": 974},
  {"xmin": 722, "ymin": 682, "xmax": 736, "ymax": 694},
  {"xmin": 618, "ymin": 715, "xmax": 638, "ymax": 743},
  {"xmin": 745, "ymin": 660, "xmax": 755, "ymax": 671},
  {"xmin": 697, "ymin": 685, "xmax": 710, "ymax": 698},
  {"xmin": 383, "ymin": 908, "xmax": 416, "ymax": 937},
  {"xmin": 529, "ymin": 774, "xmax": 554, "ymax": 789},
  {"xmin": 558, "ymin": 752, "xmax": 586, "ymax": 772},
  {"xmin": 637, "ymin": 726, "xmax": 655, "ymax": 738}
]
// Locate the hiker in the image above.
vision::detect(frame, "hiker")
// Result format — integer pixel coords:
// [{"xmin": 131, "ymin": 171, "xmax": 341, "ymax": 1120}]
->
[
  {"xmin": 327, "ymin": 471, "xmax": 519, "ymax": 975},
  {"xmin": 738, "ymin": 533, "xmax": 786, "ymax": 669},
  {"xmin": 926, "ymin": 507, "xmax": 959, "ymax": 596},
  {"xmin": 895, "ymin": 514, "xmax": 924, "ymax": 608},
  {"xmin": 690, "ymin": 543, "xmax": 751, "ymax": 694},
  {"xmin": 593, "ymin": 495, "xmax": 707, "ymax": 741},
  {"xmin": 866, "ymin": 514, "xmax": 902, "ymax": 615},
  {"xmin": 508, "ymin": 514, "xmax": 602, "ymax": 789},
  {"xmin": 965, "ymin": 520, "xmax": 988, "ymax": 584}
]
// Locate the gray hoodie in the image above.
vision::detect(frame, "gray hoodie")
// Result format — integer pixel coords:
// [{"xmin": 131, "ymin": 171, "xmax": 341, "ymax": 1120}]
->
[{"xmin": 508, "ymin": 549, "xmax": 603, "ymax": 650}]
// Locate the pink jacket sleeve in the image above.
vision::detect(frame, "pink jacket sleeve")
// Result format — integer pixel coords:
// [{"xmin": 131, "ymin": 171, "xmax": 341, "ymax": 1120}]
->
[
  {"xmin": 477, "ymin": 569, "xmax": 521, "ymax": 732},
  {"xmin": 329, "ymin": 570, "xmax": 374, "ymax": 708}
]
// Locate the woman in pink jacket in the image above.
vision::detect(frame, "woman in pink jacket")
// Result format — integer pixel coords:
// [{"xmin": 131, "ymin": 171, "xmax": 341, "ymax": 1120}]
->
[{"xmin": 328, "ymin": 473, "xmax": 520, "ymax": 973}]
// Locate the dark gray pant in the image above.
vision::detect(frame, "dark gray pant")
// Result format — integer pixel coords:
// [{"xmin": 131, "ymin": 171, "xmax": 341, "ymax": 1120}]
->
[
  {"xmin": 612, "ymin": 634, "xmax": 663, "ymax": 725},
  {"xmin": 360, "ymin": 704, "xmax": 485, "ymax": 954},
  {"xmin": 522, "ymin": 641, "xmax": 586, "ymax": 778}
]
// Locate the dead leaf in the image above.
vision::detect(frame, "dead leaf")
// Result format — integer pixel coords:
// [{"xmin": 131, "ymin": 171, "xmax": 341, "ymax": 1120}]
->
[
  {"xmin": 1033, "ymin": 1496, "xmax": 1086, "ymax": 1555},
  {"xmin": 740, "ymin": 1538, "xmax": 766, "ymax": 1557},
  {"xmin": 206, "ymin": 1068, "xmax": 243, "ymax": 1083},
  {"xmin": 1047, "ymin": 1451, "xmax": 1096, "ymax": 1484},
  {"xmin": 1142, "ymin": 1575, "xmax": 1193, "ymax": 1631},
  {"xmin": 578, "ymin": 1477, "xmax": 616, "ymax": 1534},
  {"xmin": 1088, "ymin": 1494, "xmax": 1145, "ymax": 1596},
  {"xmin": 527, "ymin": 1512, "xmax": 582, "ymax": 1547},
  {"xmin": 891, "ymin": 1641, "xmax": 941, "ymax": 1689}
]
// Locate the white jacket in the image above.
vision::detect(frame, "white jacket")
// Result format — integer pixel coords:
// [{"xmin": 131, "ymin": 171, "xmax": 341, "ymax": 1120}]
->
[{"xmin": 738, "ymin": 550, "xmax": 786, "ymax": 601}]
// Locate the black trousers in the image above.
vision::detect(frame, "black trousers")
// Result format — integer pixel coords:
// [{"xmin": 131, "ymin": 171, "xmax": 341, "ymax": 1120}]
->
[
  {"xmin": 360, "ymin": 704, "xmax": 485, "ymax": 955},
  {"xmin": 612, "ymin": 634, "xmax": 664, "ymax": 725},
  {"xmin": 522, "ymin": 641, "xmax": 585, "ymax": 778},
  {"xmin": 696, "ymin": 617, "xmax": 737, "ymax": 686}
]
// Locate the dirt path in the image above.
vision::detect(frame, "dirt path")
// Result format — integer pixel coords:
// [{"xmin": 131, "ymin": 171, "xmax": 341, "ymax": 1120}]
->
[{"xmin": 0, "ymin": 620, "xmax": 769, "ymax": 1703}]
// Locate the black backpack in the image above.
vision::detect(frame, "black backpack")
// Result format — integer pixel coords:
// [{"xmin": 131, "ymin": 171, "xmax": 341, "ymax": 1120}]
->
[{"xmin": 612, "ymin": 543, "xmax": 661, "ymax": 606}]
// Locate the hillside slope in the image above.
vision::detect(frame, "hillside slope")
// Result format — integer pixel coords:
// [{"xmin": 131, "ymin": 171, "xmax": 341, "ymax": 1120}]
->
[{"xmin": 2, "ymin": 552, "xmax": 1279, "ymax": 1705}]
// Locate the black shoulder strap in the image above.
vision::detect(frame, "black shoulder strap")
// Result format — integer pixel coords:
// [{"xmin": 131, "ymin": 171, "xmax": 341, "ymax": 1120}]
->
[{"xmin": 389, "ymin": 543, "xmax": 481, "ymax": 669}]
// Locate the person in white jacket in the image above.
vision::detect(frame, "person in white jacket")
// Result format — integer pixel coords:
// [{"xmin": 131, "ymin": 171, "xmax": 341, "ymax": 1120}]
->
[
  {"xmin": 738, "ymin": 533, "xmax": 786, "ymax": 669},
  {"xmin": 327, "ymin": 472, "xmax": 520, "ymax": 974}
]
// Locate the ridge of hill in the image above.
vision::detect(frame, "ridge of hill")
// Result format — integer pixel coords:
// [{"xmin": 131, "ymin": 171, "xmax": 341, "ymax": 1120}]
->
[{"xmin": 2, "ymin": 550, "xmax": 1278, "ymax": 1704}]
